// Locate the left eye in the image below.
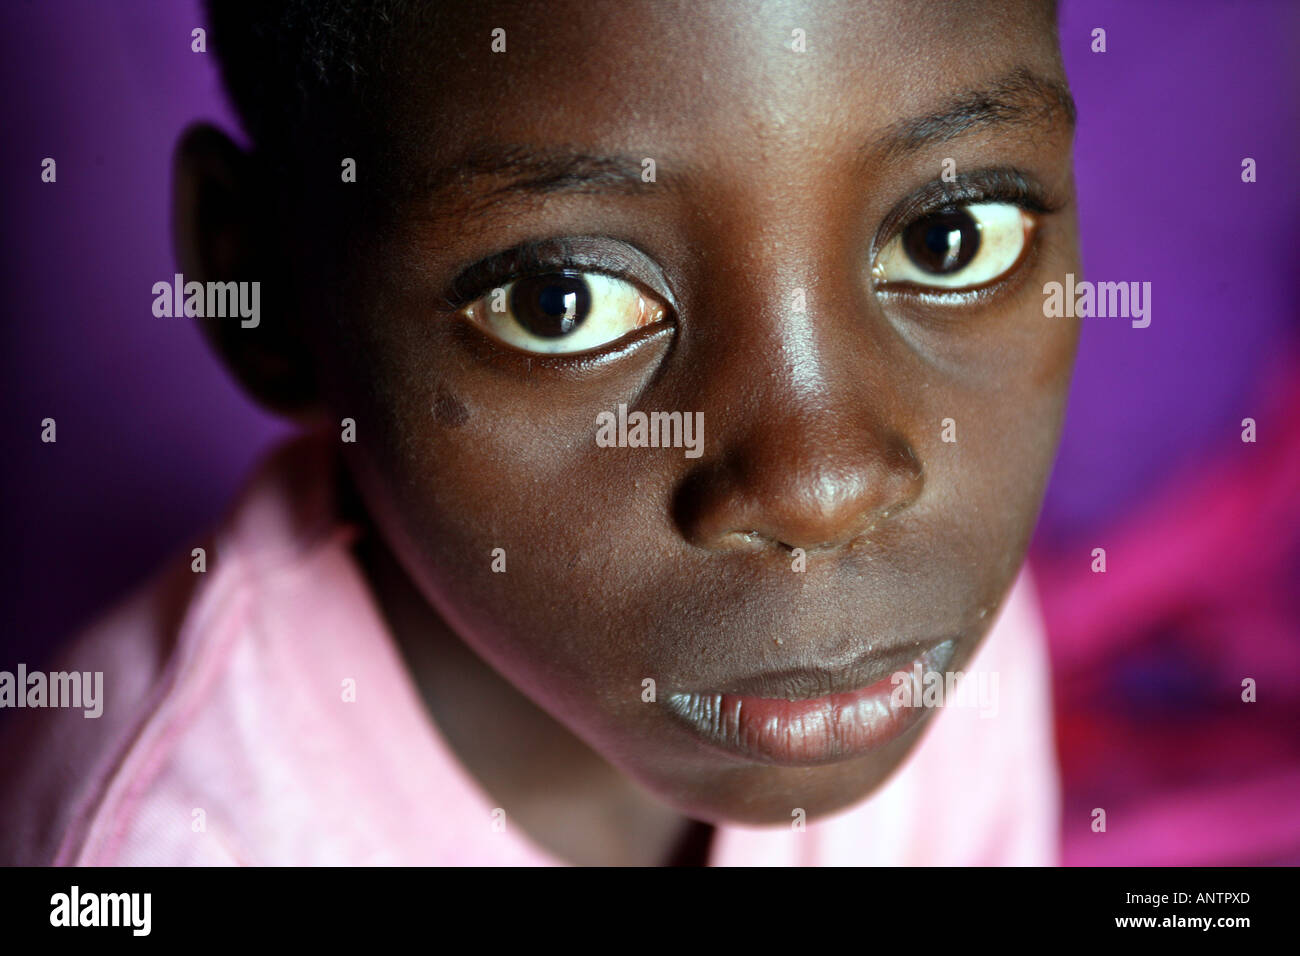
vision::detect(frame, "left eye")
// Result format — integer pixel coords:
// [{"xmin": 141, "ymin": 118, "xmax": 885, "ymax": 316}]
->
[
  {"xmin": 460, "ymin": 271, "xmax": 670, "ymax": 354},
  {"xmin": 873, "ymin": 202, "xmax": 1034, "ymax": 291}
]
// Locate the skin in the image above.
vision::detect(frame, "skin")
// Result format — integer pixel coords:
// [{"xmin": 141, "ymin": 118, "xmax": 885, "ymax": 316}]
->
[{"xmin": 175, "ymin": 0, "xmax": 1080, "ymax": 865}]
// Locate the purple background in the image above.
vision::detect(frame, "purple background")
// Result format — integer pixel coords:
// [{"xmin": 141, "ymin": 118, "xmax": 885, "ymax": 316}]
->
[{"xmin": 2, "ymin": 1, "xmax": 1297, "ymax": 862}]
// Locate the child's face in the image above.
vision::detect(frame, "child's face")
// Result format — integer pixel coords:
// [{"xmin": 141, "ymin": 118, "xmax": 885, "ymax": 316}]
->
[{"xmin": 296, "ymin": 0, "xmax": 1078, "ymax": 824}]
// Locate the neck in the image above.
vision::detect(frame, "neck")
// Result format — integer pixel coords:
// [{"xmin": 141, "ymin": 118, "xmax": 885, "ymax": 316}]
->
[{"xmin": 341, "ymin": 475, "xmax": 712, "ymax": 865}]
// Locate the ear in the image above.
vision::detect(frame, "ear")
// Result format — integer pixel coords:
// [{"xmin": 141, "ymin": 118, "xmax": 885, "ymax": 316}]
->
[{"xmin": 171, "ymin": 123, "xmax": 323, "ymax": 422}]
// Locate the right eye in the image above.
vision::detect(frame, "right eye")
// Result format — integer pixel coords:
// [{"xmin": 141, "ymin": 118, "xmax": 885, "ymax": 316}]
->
[
  {"xmin": 460, "ymin": 271, "xmax": 671, "ymax": 355},
  {"xmin": 873, "ymin": 202, "xmax": 1035, "ymax": 291}
]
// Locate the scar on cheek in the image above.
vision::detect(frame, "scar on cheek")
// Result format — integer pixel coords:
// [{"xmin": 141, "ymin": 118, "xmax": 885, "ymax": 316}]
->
[{"xmin": 432, "ymin": 384, "xmax": 470, "ymax": 428}]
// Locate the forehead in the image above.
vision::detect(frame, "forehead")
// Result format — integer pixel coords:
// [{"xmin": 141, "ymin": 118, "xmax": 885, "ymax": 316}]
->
[{"xmin": 378, "ymin": 0, "xmax": 1063, "ymax": 164}]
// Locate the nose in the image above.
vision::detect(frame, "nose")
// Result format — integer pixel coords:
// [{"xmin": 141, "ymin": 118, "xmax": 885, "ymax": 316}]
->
[
  {"xmin": 672, "ymin": 394, "xmax": 925, "ymax": 555},
  {"xmin": 669, "ymin": 185, "xmax": 927, "ymax": 556}
]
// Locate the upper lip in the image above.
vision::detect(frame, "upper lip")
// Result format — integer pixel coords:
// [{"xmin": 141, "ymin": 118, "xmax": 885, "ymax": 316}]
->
[{"xmin": 680, "ymin": 636, "xmax": 953, "ymax": 702}]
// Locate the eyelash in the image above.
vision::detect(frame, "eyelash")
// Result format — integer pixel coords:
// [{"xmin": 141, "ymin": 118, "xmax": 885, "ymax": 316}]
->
[
  {"xmin": 441, "ymin": 167, "xmax": 1060, "ymax": 310},
  {"xmin": 442, "ymin": 238, "xmax": 652, "ymax": 311},
  {"xmin": 874, "ymin": 167, "xmax": 1058, "ymax": 257}
]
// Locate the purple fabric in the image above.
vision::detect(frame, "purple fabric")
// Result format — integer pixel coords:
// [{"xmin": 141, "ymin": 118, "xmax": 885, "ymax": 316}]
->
[
  {"xmin": 1044, "ymin": 0, "xmax": 1300, "ymax": 549},
  {"xmin": 1, "ymin": 1, "xmax": 289, "ymax": 669},
  {"xmin": 1036, "ymin": 1, "xmax": 1300, "ymax": 865}
]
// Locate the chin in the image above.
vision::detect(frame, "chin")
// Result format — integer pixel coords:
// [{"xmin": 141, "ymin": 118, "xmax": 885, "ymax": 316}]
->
[{"xmin": 624, "ymin": 716, "xmax": 934, "ymax": 826}]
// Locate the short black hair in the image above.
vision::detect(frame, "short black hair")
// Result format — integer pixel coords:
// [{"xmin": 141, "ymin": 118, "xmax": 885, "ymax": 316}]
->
[{"xmin": 205, "ymin": 0, "xmax": 411, "ymax": 165}]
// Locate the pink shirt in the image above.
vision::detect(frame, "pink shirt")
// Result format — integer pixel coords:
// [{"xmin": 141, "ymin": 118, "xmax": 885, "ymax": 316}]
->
[{"xmin": 1, "ymin": 432, "xmax": 1060, "ymax": 866}]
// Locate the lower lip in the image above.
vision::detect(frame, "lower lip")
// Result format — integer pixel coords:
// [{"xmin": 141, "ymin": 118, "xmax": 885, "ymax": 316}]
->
[{"xmin": 666, "ymin": 641, "xmax": 956, "ymax": 766}]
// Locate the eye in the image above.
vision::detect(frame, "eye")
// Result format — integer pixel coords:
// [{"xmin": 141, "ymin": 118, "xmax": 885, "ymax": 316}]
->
[
  {"xmin": 873, "ymin": 202, "xmax": 1035, "ymax": 291},
  {"xmin": 460, "ymin": 271, "xmax": 670, "ymax": 355}
]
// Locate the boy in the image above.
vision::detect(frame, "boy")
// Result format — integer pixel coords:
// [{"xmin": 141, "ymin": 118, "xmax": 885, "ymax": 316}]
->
[{"xmin": 2, "ymin": 0, "xmax": 1077, "ymax": 866}]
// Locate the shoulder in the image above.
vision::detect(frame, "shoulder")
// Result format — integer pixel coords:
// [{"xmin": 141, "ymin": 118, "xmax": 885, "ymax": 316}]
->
[
  {"xmin": 0, "ymin": 550, "xmax": 216, "ymax": 864},
  {"xmin": 0, "ymin": 432, "xmax": 358, "ymax": 865}
]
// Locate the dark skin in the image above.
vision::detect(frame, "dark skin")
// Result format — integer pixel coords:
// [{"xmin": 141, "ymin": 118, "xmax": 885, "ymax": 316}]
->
[{"xmin": 175, "ymin": 0, "xmax": 1080, "ymax": 865}]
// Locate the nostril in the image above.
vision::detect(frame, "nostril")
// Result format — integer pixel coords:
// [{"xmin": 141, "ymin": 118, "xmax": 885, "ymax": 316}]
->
[
  {"xmin": 723, "ymin": 529, "xmax": 841, "ymax": 555},
  {"xmin": 671, "ymin": 429, "xmax": 925, "ymax": 555},
  {"xmin": 721, "ymin": 529, "xmax": 767, "ymax": 551}
]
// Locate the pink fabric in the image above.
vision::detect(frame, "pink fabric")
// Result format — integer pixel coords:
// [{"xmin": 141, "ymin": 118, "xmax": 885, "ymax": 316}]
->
[
  {"xmin": 1, "ymin": 432, "xmax": 1061, "ymax": 866},
  {"xmin": 1034, "ymin": 350, "xmax": 1300, "ymax": 866}
]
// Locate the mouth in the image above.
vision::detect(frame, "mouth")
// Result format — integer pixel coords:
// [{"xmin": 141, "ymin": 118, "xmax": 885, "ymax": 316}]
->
[{"xmin": 663, "ymin": 638, "xmax": 957, "ymax": 767}]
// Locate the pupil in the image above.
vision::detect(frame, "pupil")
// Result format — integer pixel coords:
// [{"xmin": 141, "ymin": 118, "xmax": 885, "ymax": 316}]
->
[
  {"xmin": 510, "ymin": 273, "xmax": 591, "ymax": 337},
  {"xmin": 902, "ymin": 209, "xmax": 980, "ymax": 275}
]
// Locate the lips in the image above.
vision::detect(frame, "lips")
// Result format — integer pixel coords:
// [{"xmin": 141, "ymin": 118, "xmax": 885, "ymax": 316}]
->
[{"xmin": 664, "ymin": 639, "xmax": 957, "ymax": 766}]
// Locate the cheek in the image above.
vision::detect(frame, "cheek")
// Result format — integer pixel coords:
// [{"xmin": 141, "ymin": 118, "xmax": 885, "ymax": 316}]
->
[
  {"xmin": 431, "ymin": 384, "xmax": 470, "ymax": 428},
  {"xmin": 336, "ymin": 323, "xmax": 680, "ymax": 708},
  {"xmin": 934, "ymin": 322, "xmax": 1078, "ymax": 586},
  {"xmin": 888, "ymin": 293, "xmax": 1080, "ymax": 615}
]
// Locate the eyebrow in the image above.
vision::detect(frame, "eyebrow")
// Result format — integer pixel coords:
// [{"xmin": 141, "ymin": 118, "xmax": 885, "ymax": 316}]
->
[
  {"xmin": 413, "ymin": 145, "xmax": 668, "ymax": 213},
  {"xmin": 411, "ymin": 67, "xmax": 1075, "ymax": 208},
  {"xmin": 871, "ymin": 67, "xmax": 1076, "ymax": 162}
]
